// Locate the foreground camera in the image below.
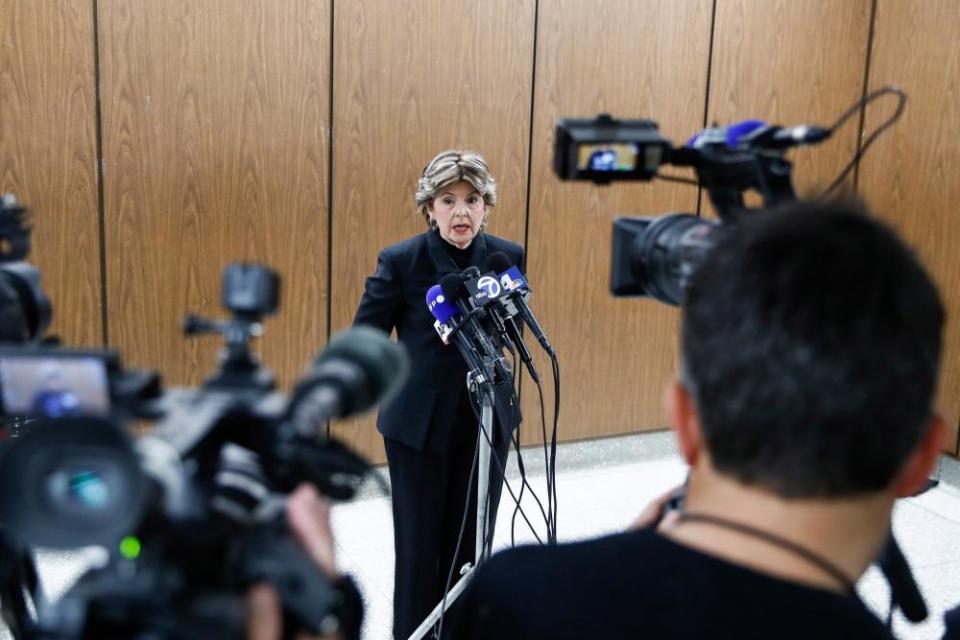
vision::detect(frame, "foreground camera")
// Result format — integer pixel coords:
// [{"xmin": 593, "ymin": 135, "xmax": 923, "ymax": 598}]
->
[{"xmin": 0, "ymin": 263, "xmax": 408, "ymax": 640}]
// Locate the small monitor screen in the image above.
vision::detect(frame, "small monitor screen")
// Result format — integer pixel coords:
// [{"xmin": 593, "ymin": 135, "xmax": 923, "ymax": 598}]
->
[
  {"xmin": 576, "ymin": 143, "xmax": 640, "ymax": 172},
  {"xmin": 0, "ymin": 355, "xmax": 110, "ymax": 418}
]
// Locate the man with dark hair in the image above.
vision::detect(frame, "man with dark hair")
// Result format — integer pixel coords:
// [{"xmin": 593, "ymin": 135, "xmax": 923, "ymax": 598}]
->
[{"xmin": 445, "ymin": 199, "xmax": 948, "ymax": 638}]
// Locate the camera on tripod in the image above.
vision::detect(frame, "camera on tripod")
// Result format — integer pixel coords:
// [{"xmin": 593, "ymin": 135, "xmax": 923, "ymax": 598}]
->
[
  {"xmin": 554, "ymin": 113, "xmax": 833, "ymax": 304},
  {"xmin": 0, "ymin": 194, "xmax": 52, "ymax": 344},
  {"xmin": 0, "ymin": 220, "xmax": 408, "ymax": 638}
]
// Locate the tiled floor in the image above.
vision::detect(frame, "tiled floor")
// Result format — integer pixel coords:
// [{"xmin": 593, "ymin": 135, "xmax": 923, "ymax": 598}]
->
[{"xmin": 20, "ymin": 431, "xmax": 960, "ymax": 640}]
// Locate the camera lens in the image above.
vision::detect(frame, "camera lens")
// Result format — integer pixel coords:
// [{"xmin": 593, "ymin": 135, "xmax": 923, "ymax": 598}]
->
[
  {"xmin": 47, "ymin": 468, "xmax": 111, "ymax": 511},
  {"xmin": 0, "ymin": 417, "xmax": 146, "ymax": 548},
  {"xmin": 638, "ymin": 214, "xmax": 719, "ymax": 305}
]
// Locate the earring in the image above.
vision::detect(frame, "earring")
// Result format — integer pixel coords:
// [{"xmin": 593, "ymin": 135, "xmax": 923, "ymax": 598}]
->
[{"xmin": 428, "ymin": 217, "xmax": 438, "ymax": 230}]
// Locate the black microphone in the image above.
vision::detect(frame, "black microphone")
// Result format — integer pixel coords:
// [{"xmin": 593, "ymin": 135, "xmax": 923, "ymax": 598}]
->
[
  {"xmin": 485, "ymin": 253, "xmax": 554, "ymax": 357},
  {"xmin": 485, "ymin": 253, "xmax": 540, "ymax": 382},
  {"xmin": 287, "ymin": 326, "xmax": 410, "ymax": 434},
  {"xmin": 440, "ymin": 273, "xmax": 508, "ymax": 384}
]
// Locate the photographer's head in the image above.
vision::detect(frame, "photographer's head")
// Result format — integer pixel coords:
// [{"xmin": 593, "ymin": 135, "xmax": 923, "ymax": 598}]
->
[{"xmin": 671, "ymin": 199, "xmax": 946, "ymax": 502}]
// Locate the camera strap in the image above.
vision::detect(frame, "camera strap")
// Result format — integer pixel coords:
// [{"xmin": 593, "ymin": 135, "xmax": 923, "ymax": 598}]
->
[{"xmin": 677, "ymin": 511, "xmax": 857, "ymax": 595}]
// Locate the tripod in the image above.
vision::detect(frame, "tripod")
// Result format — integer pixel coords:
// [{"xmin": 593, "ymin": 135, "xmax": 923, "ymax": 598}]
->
[{"xmin": 407, "ymin": 370, "xmax": 498, "ymax": 640}]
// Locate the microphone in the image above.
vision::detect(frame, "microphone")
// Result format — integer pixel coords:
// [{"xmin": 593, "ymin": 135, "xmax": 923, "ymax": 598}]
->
[
  {"xmin": 425, "ymin": 284, "xmax": 457, "ymax": 345},
  {"xmin": 425, "ymin": 283, "xmax": 486, "ymax": 378},
  {"xmin": 484, "ymin": 253, "xmax": 539, "ymax": 382},
  {"xmin": 287, "ymin": 326, "xmax": 410, "ymax": 434},
  {"xmin": 768, "ymin": 125, "xmax": 831, "ymax": 148},
  {"xmin": 484, "ymin": 253, "xmax": 554, "ymax": 357},
  {"xmin": 440, "ymin": 273, "xmax": 508, "ymax": 384},
  {"xmin": 688, "ymin": 119, "xmax": 832, "ymax": 151}
]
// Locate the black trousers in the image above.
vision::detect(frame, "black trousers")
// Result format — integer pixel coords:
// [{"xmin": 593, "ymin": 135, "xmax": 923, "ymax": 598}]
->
[{"xmin": 384, "ymin": 404, "xmax": 510, "ymax": 640}]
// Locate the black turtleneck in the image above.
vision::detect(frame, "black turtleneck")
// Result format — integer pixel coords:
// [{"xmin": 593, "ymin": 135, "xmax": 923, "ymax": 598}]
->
[{"xmin": 439, "ymin": 231, "xmax": 473, "ymax": 270}]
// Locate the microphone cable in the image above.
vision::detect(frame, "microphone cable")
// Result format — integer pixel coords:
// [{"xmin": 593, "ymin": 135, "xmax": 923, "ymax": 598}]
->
[
  {"xmin": 435, "ymin": 383, "xmax": 543, "ymax": 640},
  {"xmin": 530, "ymin": 358, "xmax": 557, "ymax": 543},
  {"xmin": 648, "ymin": 86, "xmax": 907, "ymax": 201},
  {"xmin": 817, "ymin": 86, "xmax": 906, "ymax": 198},
  {"xmin": 548, "ymin": 351, "xmax": 561, "ymax": 542},
  {"xmin": 467, "ymin": 378, "xmax": 549, "ymax": 545}
]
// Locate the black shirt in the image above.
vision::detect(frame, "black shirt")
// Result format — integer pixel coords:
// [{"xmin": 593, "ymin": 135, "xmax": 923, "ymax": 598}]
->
[
  {"xmin": 446, "ymin": 528, "xmax": 893, "ymax": 639},
  {"xmin": 440, "ymin": 231, "xmax": 474, "ymax": 270}
]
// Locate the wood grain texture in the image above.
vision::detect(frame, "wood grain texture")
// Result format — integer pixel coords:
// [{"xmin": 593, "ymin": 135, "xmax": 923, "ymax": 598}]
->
[
  {"xmin": 329, "ymin": 0, "xmax": 536, "ymax": 462},
  {"xmin": 0, "ymin": 0, "xmax": 102, "ymax": 345},
  {"xmin": 707, "ymin": 0, "xmax": 871, "ymax": 208},
  {"xmin": 99, "ymin": 0, "xmax": 330, "ymax": 389},
  {"xmin": 522, "ymin": 0, "xmax": 713, "ymax": 444},
  {"xmin": 857, "ymin": 0, "xmax": 960, "ymax": 450}
]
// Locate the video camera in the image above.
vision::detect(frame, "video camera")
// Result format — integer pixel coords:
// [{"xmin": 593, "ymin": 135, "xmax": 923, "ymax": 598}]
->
[
  {"xmin": 0, "ymin": 194, "xmax": 52, "ymax": 345},
  {"xmin": 554, "ymin": 114, "xmax": 835, "ymax": 304},
  {"xmin": 0, "ymin": 252, "xmax": 409, "ymax": 639},
  {"xmin": 554, "ymin": 88, "xmax": 907, "ymax": 306}
]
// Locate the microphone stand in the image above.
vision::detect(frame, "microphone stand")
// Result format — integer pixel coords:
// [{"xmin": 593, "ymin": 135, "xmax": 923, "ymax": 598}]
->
[{"xmin": 408, "ymin": 352, "xmax": 502, "ymax": 640}]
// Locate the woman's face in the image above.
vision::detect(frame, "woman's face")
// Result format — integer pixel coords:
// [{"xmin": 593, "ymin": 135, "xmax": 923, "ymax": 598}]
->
[{"xmin": 428, "ymin": 181, "xmax": 486, "ymax": 249}]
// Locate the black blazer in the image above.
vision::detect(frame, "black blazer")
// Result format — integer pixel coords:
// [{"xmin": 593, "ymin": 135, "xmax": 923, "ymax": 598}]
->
[{"xmin": 353, "ymin": 230, "xmax": 525, "ymax": 452}]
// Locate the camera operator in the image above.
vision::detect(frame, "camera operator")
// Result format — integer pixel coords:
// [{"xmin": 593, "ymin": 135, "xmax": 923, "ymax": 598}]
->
[
  {"xmin": 246, "ymin": 484, "xmax": 342, "ymax": 640},
  {"xmin": 446, "ymin": 199, "xmax": 949, "ymax": 638}
]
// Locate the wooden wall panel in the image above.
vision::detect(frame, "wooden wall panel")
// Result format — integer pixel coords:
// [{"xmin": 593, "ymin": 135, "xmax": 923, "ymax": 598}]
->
[
  {"xmin": 858, "ymin": 0, "xmax": 960, "ymax": 449},
  {"xmin": 707, "ymin": 0, "xmax": 871, "ymax": 208},
  {"xmin": 330, "ymin": 0, "xmax": 536, "ymax": 462},
  {"xmin": 523, "ymin": 0, "xmax": 712, "ymax": 444},
  {"xmin": 0, "ymin": 1, "xmax": 102, "ymax": 345},
  {"xmin": 99, "ymin": 0, "xmax": 330, "ymax": 388}
]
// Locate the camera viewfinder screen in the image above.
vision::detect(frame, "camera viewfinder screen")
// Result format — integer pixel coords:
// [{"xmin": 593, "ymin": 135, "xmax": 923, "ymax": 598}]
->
[
  {"xmin": 0, "ymin": 355, "xmax": 110, "ymax": 418},
  {"xmin": 577, "ymin": 143, "xmax": 639, "ymax": 172}
]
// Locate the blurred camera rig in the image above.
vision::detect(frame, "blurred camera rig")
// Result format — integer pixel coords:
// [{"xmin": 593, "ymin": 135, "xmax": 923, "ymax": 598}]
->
[
  {"xmin": 553, "ymin": 87, "xmax": 906, "ymax": 305},
  {"xmin": 0, "ymin": 202, "xmax": 408, "ymax": 639}
]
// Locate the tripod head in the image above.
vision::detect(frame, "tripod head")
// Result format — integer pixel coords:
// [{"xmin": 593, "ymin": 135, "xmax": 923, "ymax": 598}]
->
[{"xmin": 183, "ymin": 263, "xmax": 280, "ymax": 392}]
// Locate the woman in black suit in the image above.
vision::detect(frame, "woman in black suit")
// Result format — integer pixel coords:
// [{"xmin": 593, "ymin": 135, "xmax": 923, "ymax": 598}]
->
[{"xmin": 353, "ymin": 150, "xmax": 523, "ymax": 639}]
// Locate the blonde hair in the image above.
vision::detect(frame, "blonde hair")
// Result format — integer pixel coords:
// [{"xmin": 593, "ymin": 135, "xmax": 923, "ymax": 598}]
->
[{"xmin": 415, "ymin": 150, "xmax": 497, "ymax": 228}]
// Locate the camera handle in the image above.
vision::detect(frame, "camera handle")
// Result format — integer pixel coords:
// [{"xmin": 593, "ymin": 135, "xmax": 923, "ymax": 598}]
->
[{"xmin": 695, "ymin": 152, "xmax": 797, "ymax": 221}]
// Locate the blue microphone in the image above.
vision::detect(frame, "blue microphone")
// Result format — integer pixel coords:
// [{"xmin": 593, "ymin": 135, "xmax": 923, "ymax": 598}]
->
[
  {"xmin": 686, "ymin": 119, "xmax": 831, "ymax": 151},
  {"xmin": 426, "ymin": 284, "xmax": 458, "ymax": 344},
  {"xmin": 426, "ymin": 282, "xmax": 490, "ymax": 378}
]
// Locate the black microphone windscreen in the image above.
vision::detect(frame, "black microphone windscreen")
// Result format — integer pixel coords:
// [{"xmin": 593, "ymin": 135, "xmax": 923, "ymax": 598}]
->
[
  {"xmin": 440, "ymin": 273, "xmax": 469, "ymax": 302},
  {"xmin": 485, "ymin": 251, "xmax": 513, "ymax": 274},
  {"xmin": 312, "ymin": 325, "xmax": 410, "ymax": 411},
  {"xmin": 462, "ymin": 266, "xmax": 481, "ymax": 279}
]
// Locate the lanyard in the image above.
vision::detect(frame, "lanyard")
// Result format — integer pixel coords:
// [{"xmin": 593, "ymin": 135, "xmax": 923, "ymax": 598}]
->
[{"xmin": 678, "ymin": 511, "xmax": 858, "ymax": 595}]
